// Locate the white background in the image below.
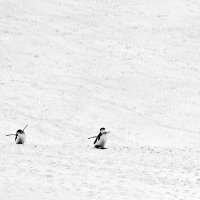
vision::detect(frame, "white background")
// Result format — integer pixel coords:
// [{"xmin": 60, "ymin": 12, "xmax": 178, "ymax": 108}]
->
[{"xmin": 0, "ymin": 0, "xmax": 200, "ymax": 199}]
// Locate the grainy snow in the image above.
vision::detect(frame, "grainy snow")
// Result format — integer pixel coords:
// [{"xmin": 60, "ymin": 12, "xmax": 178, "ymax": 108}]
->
[{"xmin": 0, "ymin": 0, "xmax": 200, "ymax": 199}]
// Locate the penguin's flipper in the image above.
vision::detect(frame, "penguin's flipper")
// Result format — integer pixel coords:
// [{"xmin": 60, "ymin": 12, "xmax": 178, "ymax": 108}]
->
[
  {"xmin": 94, "ymin": 138, "xmax": 97, "ymax": 144},
  {"xmin": 15, "ymin": 134, "xmax": 18, "ymax": 141}
]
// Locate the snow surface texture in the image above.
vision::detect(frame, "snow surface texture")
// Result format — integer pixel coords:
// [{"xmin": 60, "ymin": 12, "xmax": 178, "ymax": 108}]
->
[{"xmin": 0, "ymin": 0, "xmax": 200, "ymax": 199}]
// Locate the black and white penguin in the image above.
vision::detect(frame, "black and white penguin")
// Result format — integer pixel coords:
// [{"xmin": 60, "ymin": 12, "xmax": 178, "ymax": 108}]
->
[
  {"xmin": 15, "ymin": 129, "xmax": 26, "ymax": 144},
  {"xmin": 94, "ymin": 127, "xmax": 109, "ymax": 149}
]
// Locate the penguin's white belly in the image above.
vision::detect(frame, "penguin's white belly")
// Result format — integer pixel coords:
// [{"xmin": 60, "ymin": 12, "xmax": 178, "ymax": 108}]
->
[
  {"xmin": 95, "ymin": 134, "xmax": 108, "ymax": 147},
  {"xmin": 16, "ymin": 134, "xmax": 26, "ymax": 144}
]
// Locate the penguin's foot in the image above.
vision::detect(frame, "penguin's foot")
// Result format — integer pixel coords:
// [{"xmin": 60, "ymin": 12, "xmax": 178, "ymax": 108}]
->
[{"xmin": 94, "ymin": 145, "xmax": 107, "ymax": 149}]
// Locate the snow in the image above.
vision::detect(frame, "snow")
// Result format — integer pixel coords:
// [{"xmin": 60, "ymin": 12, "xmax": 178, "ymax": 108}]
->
[{"xmin": 0, "ymin": 0, "xmax": 200, "ymax": 199}]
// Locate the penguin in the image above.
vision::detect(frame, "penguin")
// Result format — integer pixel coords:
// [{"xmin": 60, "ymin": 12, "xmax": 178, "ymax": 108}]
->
[
  {"xmin": 94, "ymin": 127, "xmax": 109, "ymax": 149},
  {"xmin": 15, "ymin": 129, "xmax": 26, "ymax": 144}
]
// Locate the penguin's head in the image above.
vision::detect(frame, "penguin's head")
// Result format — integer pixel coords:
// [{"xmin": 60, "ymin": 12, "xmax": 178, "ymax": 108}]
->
[
  {"xmin": 100, "ymin": 127, "xmax": 106, "ymax": 133},
  {"xmin": 16, "ymin": 129, "xmax": 24, "ymax": 134}
]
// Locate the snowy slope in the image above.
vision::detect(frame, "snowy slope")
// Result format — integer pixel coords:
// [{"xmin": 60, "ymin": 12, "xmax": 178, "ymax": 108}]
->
[{"xmin": 0, "ymin": 0, "xmax": 200, "ymax": 199}]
